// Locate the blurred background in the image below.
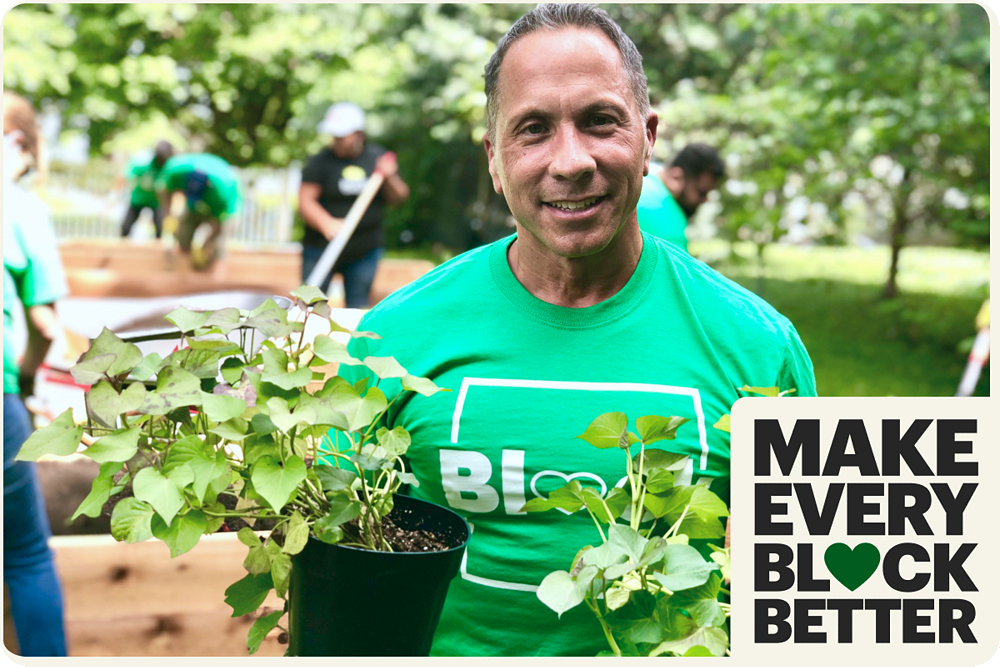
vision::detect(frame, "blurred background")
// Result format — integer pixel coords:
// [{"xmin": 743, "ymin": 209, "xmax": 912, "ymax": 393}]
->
[{"xmin": 3, "ymin": 2, "xmax": 990, "ymax": 396}]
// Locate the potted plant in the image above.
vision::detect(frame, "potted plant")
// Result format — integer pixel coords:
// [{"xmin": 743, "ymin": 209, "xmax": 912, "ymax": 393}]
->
[{"xmin": 16, "ymin": 286, "xmax": 470, "ymax": 656}]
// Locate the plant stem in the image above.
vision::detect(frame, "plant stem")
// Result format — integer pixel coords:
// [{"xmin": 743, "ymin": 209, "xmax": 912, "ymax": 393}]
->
[
  {"xmin": 587, "ymin": 508, "xmax": 607, "ymax": 543},
  {"xmin": 665, "ymin": 503, "xmax": 691, "ymax": 539},
  {"xmin": 586, "ymin": 597, "xmax": 622, "ymax": 657}
]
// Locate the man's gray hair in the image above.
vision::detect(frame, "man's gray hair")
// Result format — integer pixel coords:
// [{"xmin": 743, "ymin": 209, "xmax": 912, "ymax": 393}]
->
[{"xmin": 484, "ymin": 3, "xmax": 650, "ymax": 141}]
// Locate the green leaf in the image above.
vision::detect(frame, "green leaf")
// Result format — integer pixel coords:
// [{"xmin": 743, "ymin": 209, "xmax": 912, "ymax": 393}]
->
[
  {"xmin": 682, "ymin": 646, "xmax": 716, "ymax": 657},
  {"xmin": 132, "ymin": 465, "xmax": 194, "ymax": 526},
  {"xmin": 536, "ymin": 566, "xmax": 597, "ymax": 618},
  {"xmin": 296, "ymin": 394, "xmax": 349, "ymax": 430},
  {"xmin": 740, "ymin": 384, "xmax": 780, "ymax": 398},
  {"xmin": 203, "ymin": 503, "xmax": 226, "ymax": 534},
  {"xmin": 85, "ymin": 427, "xmax": 141, "ymax": 464},
  {"xmin": 645, "ymin": 468, "xmax": 676, "ymax": 493},
  {"xmin": 244, "ymin": 308, "xmax": 300, "ymax": 338},
  {"xmin": 140, "ymin": 366, "xmax": 203, "ymax": 415},
  {"xmin": 606, "ymin": 590, "xmax": 666, "ymax": 645},
  {"xmin": 608, "ymin": 524, "xmax": 649, "ymax": 564},
  {"xmin": 670, "ymin": 575, "xmax": 726, "ymax": 628},
  {"xmin": 265, "ymin": 397, "xmax": 316, "ymax": 434},
  {"xmin": 263, "ymin": 366, "xmax": 313, "ymax": 391},
  {"xmin": 151, "ymin": 510, "xmax": 207, "ymax": 557},
  {"xmin": 70, "ymin": 461, "xmax": 121, "ymax": 520},
  {"xmin": 363, "ymin": 356, "xmax": 407, "ymax": 379},
  {"xmin": 243, "ymin": 539, "xmax": 280, "ymax": 575},
  {"xmin": 109, "ymin": 497, "xmax": 155, "ymax": 543},
  {"xmin": 580, "ymin": 541, "xmax": 627, "ymax": 570},
  {"xmin": 653, "ymin": 544, "xmax": 721, "ymax": 592},
  {"xmin": 575, "ymin": 412, "xmax": 629, "ymax": 449},
  {"xmin": 271, "ymin": 552, "xmax": 292, "ymax": 598},
  {"xmin": 201, "ymin": 307, "xmax": 242, "ymax": 335},
  {"xmin": 634, "ymin": 449, "xmax": 690, "ymax": 474},
  {"xmin": 163, "ymin": 435, "xmax": 229, "ymax": 502},
  {"xmin": 201, "ymin": 391, "xmax": 249, "ymax": 423},
  {"xmin": 311, "ymin": 335, "xmax": 364, "ymax": 366},
  {"xmin": 316, "ymin": 491, "xmax": 360, "ymax": 531},
  {"xmin": 710, "ymin": 548, "xmax": 731, "ymax": 582},
  {"xmin": 165, "ymin": 306, "xmax": 210, "ymax": 333},
  {"xmin": 129, "ymin": 353, "xmax": 164, "ymax": 381},
  {"xmin": 86, "ymin": 380, "xmax": 147, "ymax": 428},
  {"xmin": 15, "ymin": 409, "xmax": 82, "ymax": 460},
  {"xmin": 79, "ymin": 328, "xmax": 143, "ymax": 378},
  {"xmin": 220, "ymin": 358, "xmax": 246, "ymax": 385},
  {"xmin": 71, "ymin": 353, "xmax": 116, "ymax": 385},
  {"xmin": 315, "ymin": 465, "xmax": 357, "ymax": 494},
  {"xmin": 636, "ymin": 415, "xmax": 689, "ymax": 444},
  {"xmin": 328, "ymin": 320, "xmax": 380, "ymax": 339},
  {"xmin": 281, "ymin": 511, "xmax": 309, "ymax": 555},
  {"xmin": 375, "ymin": 426, "xmax": 411, "ymax": 457},
  {"xmin": 400, "ymin": 374, "xmax": 447, "ymax": 396},
  {"xmin": 291, "ymin": 284, "xmax": 328, "ymax": 305},
  {"xmin": 581, "ymin": 486, "xmax": 628, "ymax": 523},
  {"xmin": 314, "ymin": 523, "xmax": 344, "ymax": 545},
  {"xmin": 165, "ymin": 348, "xmax": 221, "ymax": 379},
  {"xmin": 247, "ymin": 609, "xmax": 283, "ymax": 655},
  {"xmin": 250, "ymin": 412, "xmax": 278, "ymax": 436},
  {"xmin": 712, "ymin": 414, "xmax": 731, "ymax": 434},
  {"xmin": 224, "ymin": 573, "xmax": 274, "ymax": 617},
  {"xmin": 667, "ymin": 486, "xmax": 729, "ymax": 539},
  {"xmin": 326, "ymin": 384, "xmax": 387, "ymax": 432},
  {"xmin": 523, "ymin": 480, "xmax": 586, "ymax": 513},
  {"xmin": 250, "ymin": 456, "xmax": 307, "ymax": 510},
  {"xmin": 649, "ymin": 623, "xmax": 728, "ymax": 656},
  {"xmin": 210, "ymin": 417, "xmax": 250, "ymax": 442}
]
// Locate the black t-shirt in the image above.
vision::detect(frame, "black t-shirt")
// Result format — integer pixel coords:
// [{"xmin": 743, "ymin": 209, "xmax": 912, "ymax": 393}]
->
[{"xmin": 301, "ymin": 143, "xmax": 387, "ymax": 261}]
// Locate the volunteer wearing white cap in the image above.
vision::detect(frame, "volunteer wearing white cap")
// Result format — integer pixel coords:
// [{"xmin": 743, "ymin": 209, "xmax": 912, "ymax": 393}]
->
[{"xmin": 298, "ymin": 102, "xmax": 410, "ymax": 307}]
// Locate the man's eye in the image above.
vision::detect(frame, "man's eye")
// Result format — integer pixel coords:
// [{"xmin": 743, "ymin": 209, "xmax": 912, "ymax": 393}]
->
[
  {"xmin": 525, "ymin": 123, "xmax": 545, "ymax": 135},
  {"xmin": 590, "ymin": 115, "xmax": 613, "ymax": 127}
]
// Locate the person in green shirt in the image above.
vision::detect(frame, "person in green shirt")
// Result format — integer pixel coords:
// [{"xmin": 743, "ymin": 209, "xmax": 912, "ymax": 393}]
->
[
  {"xmin": 118, "ymin": 141, "xmax": 174, "ymax": 239},
  {"xmin": 636, "ymin": 144, "xmax": 725, "ymax": 253},
  {"xmin": 156, "ymin": 152, "xmax": 242, "ymax": 278},
  {"xmin": 3, "ymin": 92, "xmax": 68, "ymax": 657},
  {"xmin": 335, "ymin": 4, "xmax": 814, "ymax": 656}
]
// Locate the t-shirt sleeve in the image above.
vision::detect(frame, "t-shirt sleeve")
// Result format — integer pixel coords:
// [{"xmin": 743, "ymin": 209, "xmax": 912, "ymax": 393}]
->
[
  {"xmin": 17, "ymin": 202, "xmax": 68, "ymax": 308},
  {"xmin": 301, "ymin": 154, "xmax": 324, "ymax": 185},
  {"xmin": 776, "ymin": 323, "xmax": 817, "ymax": 397}
]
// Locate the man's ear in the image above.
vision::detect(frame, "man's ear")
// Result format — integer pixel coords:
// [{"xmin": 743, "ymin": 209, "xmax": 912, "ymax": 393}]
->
[
  {"xmin": 483, "ymin": 133, "xmax": 504, "ymax": 195},
  {"xmin": 642, "ymin": 111, "xmax": 658, "ymax": 176}
]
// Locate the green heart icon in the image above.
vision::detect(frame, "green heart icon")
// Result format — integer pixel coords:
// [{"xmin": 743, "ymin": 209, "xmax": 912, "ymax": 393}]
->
[{"xmin": 824, "ymin": 542, "xmax": 880, "ymax": 591}]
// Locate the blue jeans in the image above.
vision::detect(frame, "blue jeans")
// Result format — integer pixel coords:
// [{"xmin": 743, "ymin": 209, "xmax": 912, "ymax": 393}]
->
[
  {"xmin": 3, "ymin": 394, "xmax": 67, "ymax": 656},
  {"xmin": 302, "ymin": 245, "xmax": 384, "ymax": 309}
]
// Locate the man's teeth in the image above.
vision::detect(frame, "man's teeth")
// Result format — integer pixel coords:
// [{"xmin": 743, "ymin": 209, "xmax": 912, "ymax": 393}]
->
[{"xmin": 549, "ymin": 197, "xmax": 599, "ymax": 211}]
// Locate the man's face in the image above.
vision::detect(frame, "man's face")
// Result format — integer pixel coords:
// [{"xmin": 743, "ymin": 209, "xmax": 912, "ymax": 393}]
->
[
  {"xmin": 332, "ymin": 131, "xmax": 365, "ymax": 159},
  {"xmin": 674, "ymin": 171, "xmax": 718, "ymax": 219},
  {"xmin": 484, "ymin": 27, "xmax": 657, "ymax": 260}
]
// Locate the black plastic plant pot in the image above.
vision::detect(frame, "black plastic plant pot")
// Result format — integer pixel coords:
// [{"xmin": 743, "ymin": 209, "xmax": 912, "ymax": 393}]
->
[{"xmin": 288, "ymin": 494, "xmax": 470, "ymax": 656}]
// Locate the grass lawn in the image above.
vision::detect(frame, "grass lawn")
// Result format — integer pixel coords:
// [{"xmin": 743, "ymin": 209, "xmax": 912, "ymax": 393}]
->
[{"xmin": 691, "ymin": 241, "xmax": 990, "ymax": 397}]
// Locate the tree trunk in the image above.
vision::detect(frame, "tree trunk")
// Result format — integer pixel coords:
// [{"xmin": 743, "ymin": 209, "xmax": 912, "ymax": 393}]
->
[{"xmin": 882, "ymin": 174, "xmax": 912, "ymax": 300}]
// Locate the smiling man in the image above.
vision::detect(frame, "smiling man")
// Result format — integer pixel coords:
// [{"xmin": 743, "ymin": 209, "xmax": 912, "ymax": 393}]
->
[{"xmin": 338, "ymin": 4, "xmax": 815, "ymax": 656}]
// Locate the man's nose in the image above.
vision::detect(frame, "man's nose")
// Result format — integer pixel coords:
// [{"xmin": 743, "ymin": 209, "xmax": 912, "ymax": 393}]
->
[{"xmin": 548, "ymin": 127, "xmax": 596, "ymax": 181}]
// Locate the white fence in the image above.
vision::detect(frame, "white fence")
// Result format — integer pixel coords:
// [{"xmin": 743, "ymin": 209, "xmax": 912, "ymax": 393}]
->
[{"xmin": 37, "ymin": 161, "xmax": 302, "ymax": 247}]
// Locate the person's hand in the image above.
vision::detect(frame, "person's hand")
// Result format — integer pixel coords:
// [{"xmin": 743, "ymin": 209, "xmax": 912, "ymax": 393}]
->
[
  {"xmin": 164, "ymin": 215, "xmax": 180, "ymax": 236},
  {"xmin": 375, "ymin": 152, "xmax": 398, "ymax": 179},
  {"xmin": 324, "ymin": 217, "xmax": 345, "ymax": 241}
]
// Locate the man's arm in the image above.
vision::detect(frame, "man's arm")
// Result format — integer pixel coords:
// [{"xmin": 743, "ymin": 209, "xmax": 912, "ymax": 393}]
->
[
  {"xmin": 19, "ymin": 303, "xmax": 59, "ymax": 390},
  {"xmin": 298, "ymin": 182, "xmax": 344, "ymax": 241},
  {"xmin": 375, "ymin": 154, "xmax": 410, "ymax": 206}
]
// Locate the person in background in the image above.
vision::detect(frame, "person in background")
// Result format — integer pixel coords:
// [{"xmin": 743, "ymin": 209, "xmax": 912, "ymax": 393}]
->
[
  {"xmin": 298, "ymin": 102, "xmax": 410, "ymax": 308},
  {"xmin": 636, "ymin": 143, "xmax": 725, "ymax": 253},
  {"xmin": 156, "ymin": 152, "xmax": 242, "ymax": 280},
  {"xmin": 118, "ymin": 140, "xmax": 175, "ymax": 239},
  {"xmin": 2, "ymin": 92, "xmax": 69, "ymax": 657}
]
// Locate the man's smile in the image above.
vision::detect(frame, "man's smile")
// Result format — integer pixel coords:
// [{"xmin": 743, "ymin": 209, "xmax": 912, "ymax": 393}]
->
[{"xmin": 543, "ymin": 195, "xmax": 606, "ymax": 212}]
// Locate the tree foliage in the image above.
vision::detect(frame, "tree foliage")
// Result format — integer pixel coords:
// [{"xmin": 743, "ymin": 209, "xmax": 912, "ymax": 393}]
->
[{"xmin": 4, "ymin": 3, "xmax": 989, "ymax": 291}]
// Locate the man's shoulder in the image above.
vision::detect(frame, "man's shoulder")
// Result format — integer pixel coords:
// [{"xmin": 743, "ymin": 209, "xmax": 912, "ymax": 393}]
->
[
  {"xmin": 358, "ymin": 241, "xmax": 500, "ymax": 330},
  {"xmin": 648, "ymin": 235, "xmax": 795, "ymax": 334}
]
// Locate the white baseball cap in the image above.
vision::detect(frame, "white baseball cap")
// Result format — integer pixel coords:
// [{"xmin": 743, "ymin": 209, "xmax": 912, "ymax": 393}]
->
[{"xmin": 318, "ymin": 102, "xmax": 366, "ymax": 138}]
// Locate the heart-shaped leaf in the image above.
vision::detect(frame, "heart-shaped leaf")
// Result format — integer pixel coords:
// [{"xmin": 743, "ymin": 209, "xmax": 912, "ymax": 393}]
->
[
  {"xmin": 401, "ymin": 374, "xmax": 447, "ymax": 396},
  {"xmin": 536, "ymin": 565, "xmax": 597, "ymax": 618},
  {"xmin": 247, "ymin": 610, "xmax": 283, "ymax": 655},
  {"xmin": 16, "ymin": 409, "xmax": 83, "ymax": 461},
  {"xmin": 250, "ymin": 455, "xmax": 307, "ymax": 510},
  {"xmin": 376, "ymin": 426, "xmax": 410, "ymax": 457},
  {"xmin": 109, "ymin": 497, "xmax": 155, "ymax": 543},
  {"xmin": 312, "ymin": 336, "xmax": 363, "ymax": 366},
  {"xmin": 201, "ymin": 391, "xmax": 249, "ymax": 423},
  {"xmin": 163, "ymin": 435, "xmax": 229, "ymax": 502},
  {"xmin": 363, "ymin": 356, "xmax": 407, "ymax": 379},
  {"xmin": 281, "ymin": 511, "xmax": 309, "ymax": 555},
  {"xmin": 315, "ymin": 465, "xmax": 357, "ymax": 494},
  {"xmin": 86, "ymin": 381, "xmax": 147, "ymax": 428},
  {"xmin": 85, "ymin": 427, "xmax": 141, "ymax": 464},
  {"xmin": 132, "ymin": 465, "xmax": 195, "ymax": 526},
  {"xmin": 653, "ymin": 544, "xmax": 721, "ymax": 592},
  {"xmin": 576, "ymin": 412, "xmax": 629, "ymax": 449},
  {"xmin": 78, "ymin": 328, "xmax": 143, "ymax": 379},
  {"xmin": 270, "ymin": 553, "xmax": 292, "ymax": 598},
  {"xmin": 224, "ymin": 573, "xmax": 274, "ymax": 617},
  {"xmin": 636, "ymin": 415, "xmax": 689, "ymax": 444},
  {"xmin": 165, "ymin": 307, "xmax": 210, "ymax": 334},
  {"xmin": 70, "ymin": 461, "xmax": 123, "ymax": 520},
  {"xmin": 140, "ymin": 366, "xmax": 203, "ymax": 415},
  {"xmin": 70, "ymin": 353, "xmax": 116, "ymax": 385},
  {"xmin": 266, "ymin": 397, "xmax": 317, "ymax": 434},
  {"xmin": 165, "ymin": 348, "xmax": 220, "ymax": 379},
  {"xmin": 291, "ymin": 285, "xmax": 328, "ymax": 305},
  {"xmin": 152, "ymin": 510, "xmax": 208, "ymax": 557},
  {"xmin": 326, "ymin": 384, "xmax": 387, "ymax": 432},
  {"xmin": 129, "ymin": 353, "xmax": 164, "ymax": 381}
]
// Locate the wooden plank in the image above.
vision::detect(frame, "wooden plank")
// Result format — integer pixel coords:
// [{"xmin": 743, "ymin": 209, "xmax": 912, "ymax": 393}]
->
[{"xmin": 51, "ymin": 533, "xmax": 286, "ymax": 657}]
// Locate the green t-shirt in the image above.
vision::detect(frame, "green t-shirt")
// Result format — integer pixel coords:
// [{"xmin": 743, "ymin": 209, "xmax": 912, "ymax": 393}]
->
[
  {"xmin": 157, "ymin": 153, "xmax": 242, "ymax": 220},
  {"xmin": 3, "ymin": 184, "xmax": 68, "ymax": 394},
  {"xmin": 636, "ymin": 173, "xmax": 689, "ymax": 253},
  {"xmin": 336, "ymin": 233, "xmax": 815, "ymax": 656},
  {"xmin": 125, "ymin": 153, "xmax": 162, "ymax": 208}
]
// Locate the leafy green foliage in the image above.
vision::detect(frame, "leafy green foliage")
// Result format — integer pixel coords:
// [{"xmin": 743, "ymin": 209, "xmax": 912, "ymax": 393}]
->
[
  {"xmin": 14, "ymin": 287, "xmax": 448, "ymax": 653},
  {"xmin": 526, "ymin": 412, "xmax": 731, "ymax": 657}
]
